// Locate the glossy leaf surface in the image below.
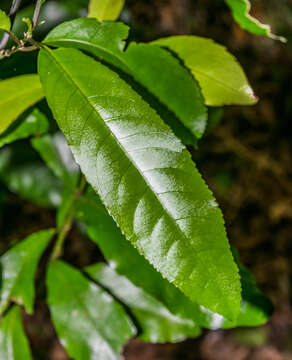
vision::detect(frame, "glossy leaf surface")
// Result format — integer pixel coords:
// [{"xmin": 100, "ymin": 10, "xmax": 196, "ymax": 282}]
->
[
  {"xmin": 47, "ymin": 260, "xmax": 135, "ymax": 360},
  {"xmin": 38, "ymin": 47, "xmax": 241, "ymax": 319},
  {"xmin": 0, "ymin": 306, "xmax": 33, "ymax": 360},
  {"xmin": 0, "ymin": 9, "xmax": 10, "ymax": 31},
  {"xmin": 153, "ymin": 36, "xmax": 257, "ymax": 106},
  {"xmin": 86, "ymin": 263, "xmax": 201, "ymax": 343},
  {"xmin": 44, "ymin": 18, "xmax": 207, "ymax": 140},
  {"xmin": 31, "ymin": 132, "xmax": 79, "ymax": 188},
  {"xmin": 78, "ymin": 189, "xmax": 272, "ymax": 330},
  {"xmin": 88, "ymin": 0, "xmax": 125, "ymax": 21},
  {"xmin": 225, "ymin": 0, "xmax": 286, "ymax": 42},
  {"xmin": 0, "ymin": 143, "xmax": 63, "ymax": 207},
  {"xmin": 0, "ymin": 109, "xmax": 49, "ymax": 149},
  {"xmin": 0, "ymin": 75, "xmax": 44, "ymax": 134},
  {"xmin": 0, "ymin": 229, "xmax": 54, "ymax": 314}
]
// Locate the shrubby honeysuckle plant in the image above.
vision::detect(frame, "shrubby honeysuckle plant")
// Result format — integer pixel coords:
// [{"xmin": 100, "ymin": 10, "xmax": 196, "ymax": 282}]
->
[{"xmin": 0, "ymin": 0, "xmax": 280, "ymax": 358}]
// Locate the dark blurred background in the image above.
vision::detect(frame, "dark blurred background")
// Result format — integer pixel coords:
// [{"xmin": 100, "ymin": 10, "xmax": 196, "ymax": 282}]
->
[{"xmin": 0, "ymin": 0, "xmax": 291, "ymax": 359}]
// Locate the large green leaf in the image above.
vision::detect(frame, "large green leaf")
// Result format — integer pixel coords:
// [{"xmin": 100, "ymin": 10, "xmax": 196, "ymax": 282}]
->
[
  {"xmin": 0, "ymin": 9, "xmax": 10, "ymax": 32},
  {"xmin": 0, "ymin": 75, "xmax": 44, "ymax": 134},
  {"xmin": 152, "ymin": 36, "xmax": 257, "ymax": 106},
  {"xmin": 0, "ymin": 229, "xmax": 55, "ymax": 315},
  {"xmin": 44, "ymin": 18, "xmax": 207, "ymax": 141},
  {"xmin": 47, "ymin": 260, "xmax": 135, "ymax": 360},
  {"xmin": 38, "ymin": 47, "xmax": 241, "ymax": 319},
  {"xmin": 225, "ymin": 0, "xmax": 286, "ymax": 42},
  {"xmin": 86, "ymin": 263, "xmax": 201, "ymax": 343},
  {"xmin": 0, "ymin": 109, "xmax": 49, "ymax": 149},
  {"xmin": 0, "ymin": 306, "xmax": 33, "ymax": 360},
  {"xmin": 0, "ymin": 143, "xmax": 63, "ymax": 207},
  {"xmin": 78, "ymin": 189, "xmax": 272, "ymax": 330},
  {"xmin": 31, "ymin": 133, "xmax": 79, "ymax": 188},
  {"xmin": 88, "ymin": 0, "xmax": 125, "ymax": 21}
]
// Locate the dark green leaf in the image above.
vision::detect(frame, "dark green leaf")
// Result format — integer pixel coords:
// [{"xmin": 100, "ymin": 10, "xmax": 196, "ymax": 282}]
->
[
  {"xmin": 31, "ymin": 132, "xmax": 79, "ymax": 187},
  {"xmin": 88, "ymin": 0, "xmax": 125, "ymax": 21},
  {"xmin": 86, "ymin": 263, "xmax": 201, "ymax": 343},
  {"xmin": 0, "ymin": 306, "xmax": 33, "ymax": 360},
  {"xmin": 44, "ymin": 19, "xmax": 207, "ymax": 140},
  {"xmin": 38, "ymin": 47, "xmax": 241, "ymax": 319},
  {"xmin": 47, "ymin": 260, "xmax": 136, "ymax": 360},
  {"xmin": 152, "ymin": 36, "xmax": 258, "ymax": 106},
  {"xmin": 0, "ymin": 75, "xmax": 44, "ymax": 134},
  {"xmin": 225, "ymin": 0, "xmax": 286, "ymax": 42},
  {"xmin": 0, "ymin": 143, "xmax": 63, "ymax": 207},
  {"xmin": 0, "ymin": 229, "xmax": 55, "ymax": 314},
  {"xmin": 0, "ymin": 109, "xmax": 49, "ymax": 149}
]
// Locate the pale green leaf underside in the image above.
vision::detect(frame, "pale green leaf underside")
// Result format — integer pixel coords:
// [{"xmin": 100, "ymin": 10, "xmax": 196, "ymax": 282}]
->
[
  {"xmin": 78, "ymin": 189, "xmax": 272, "ymax": 330},
  {"xmin": 0, "ymin": 9, "xmax": 11, "ymax": 32},
  {"xmin": 0, "ymin": 229, "xmax": 55, "ymax": 315},
  {"xmin": 0, "ymin": 109, "xmax": 49, "ymax": 149},
  {"xmin": 47, "ymin": 260, "xmax": 135, "ymax": 360},
  {"xmin": 38, "ymin": 47, "xmax": 241, "ymax": 319},
  {"xmin": 88, "ymin": 0, "xmax": 125, "ymax": 21},
  {"xmin": 152, "ymin": 36, "xmax": 258, "ymax": 106},
  {"xmin": 0, "ymin": 306, "xmax": 33, "ymax": 360},
  {"xmin": 44, "ymin": 18, "xmax": 207, "ymax": 140},
  {"xmin": 225, "ymin": 0, "xmax": 286, "ymax": 42},
  {"xmin": 86, "ymin": 263, "xmax": 201, "ymax": 343},
  {"xmin": 0, "ymin": 75, "xmax": 44, "ymax": 135}
]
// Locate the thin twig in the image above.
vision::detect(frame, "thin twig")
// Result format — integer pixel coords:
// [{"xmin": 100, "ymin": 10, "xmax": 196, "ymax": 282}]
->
[
  {"xmin": 32, "ymin": 0, "xmax": 42, "ymax": 29},
  {"xmin": 0, "ymin": 0, "xmax": 22, "ymax": 50}
]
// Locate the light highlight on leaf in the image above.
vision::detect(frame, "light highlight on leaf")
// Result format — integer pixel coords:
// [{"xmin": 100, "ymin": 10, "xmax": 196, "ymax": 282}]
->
[{"xmin": 88, "ymin": 0, "xmax": 125, "ymax": 21}]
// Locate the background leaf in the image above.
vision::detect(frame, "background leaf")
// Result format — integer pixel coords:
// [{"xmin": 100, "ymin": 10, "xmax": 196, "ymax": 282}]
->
[
  {"xmin": 0, "ymin": 143, "xmax": 63, "ymax": 207},
  {"xmin": 0, "ymin": 75, "xmax": 44, "ymax": 134},
  {"xmin": 0, "ymin": 229, "xmax": 55, "ymax": 314},
  {"xmin": 88, "ymin": 0, "xmax": 125, "ymax": 21},
  {"xmin": 38, "ymin": 47, "xmax": 241, "ymax": 319},
  {"xmin": 0, "ymin": 9, "xmax": 10, "ymax": 32},
  {"xmin": 152, "ymin": 36, "xmax": 258, "ymax": 106},
  {"xmin": 0, "ymin": 306, "xmax": 33, "ymax": 360},
  {"xmin": 86, "ymin": 263, "xmax": 201, "ymax": 343},
  {"xmin": 225, "ymin": 0, "xmax": 286, "ymax": 42},
  {"xmin": 31, "ymin": 132, "xmax": 79, "ymax": 188},
  {"xmin": 0, "ymin": 109, "xmax": 49, "ymax": 149},
  {"xmin": 47, "ymin": 260, "xmax": 136, "ymax": 360}
]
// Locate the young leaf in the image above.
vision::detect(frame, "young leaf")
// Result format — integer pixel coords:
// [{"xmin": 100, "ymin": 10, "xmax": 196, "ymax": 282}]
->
[
  {"xmin": 38, "ymin": 47, "xmax": 241, "ymax": 320},
  {"xmin": 88, "ymin": 0, "xmax": 125, "ymax": 21},
  {"xmin": 47, "ymin": 260, "xmax": 136, "ymax": 360},
  {"xmin": 0, "ymin": 306, "xmax": 33, "ymax": 360},
  {"xmin": 86, "ymin": 263, "xmax": 201, "ymax": 343},
  {"xmin": 225, "ymin": 0, "xmax": 286, "ymax": 42},
  {"xmin": 0, "ymin": 75, "xmax": 44, "ymax": 134},
  {"xmin": 31, "ymin": 133, "xmax": 79, "ymax": 188},
  {"xmin": 0, "ymin": 109, "xmax": 49, "ymax": 149},
  {"xmin": 44, "ymin": 18, "xmax": 207, "ymax": 140},
  {"xmin": 0, "ymin": 144, "xmax": 63, "ymax": 207},
  {"xmin": 0, "ymin": 9, "xmax": 11, "ymax": 32},
  {"xmin": 0, "ymin": 229, "xmax": 55, "ymax": 315},
  {"xmin": 152, "ymin": 36, "xmax": 258, "ymax": 106}
]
